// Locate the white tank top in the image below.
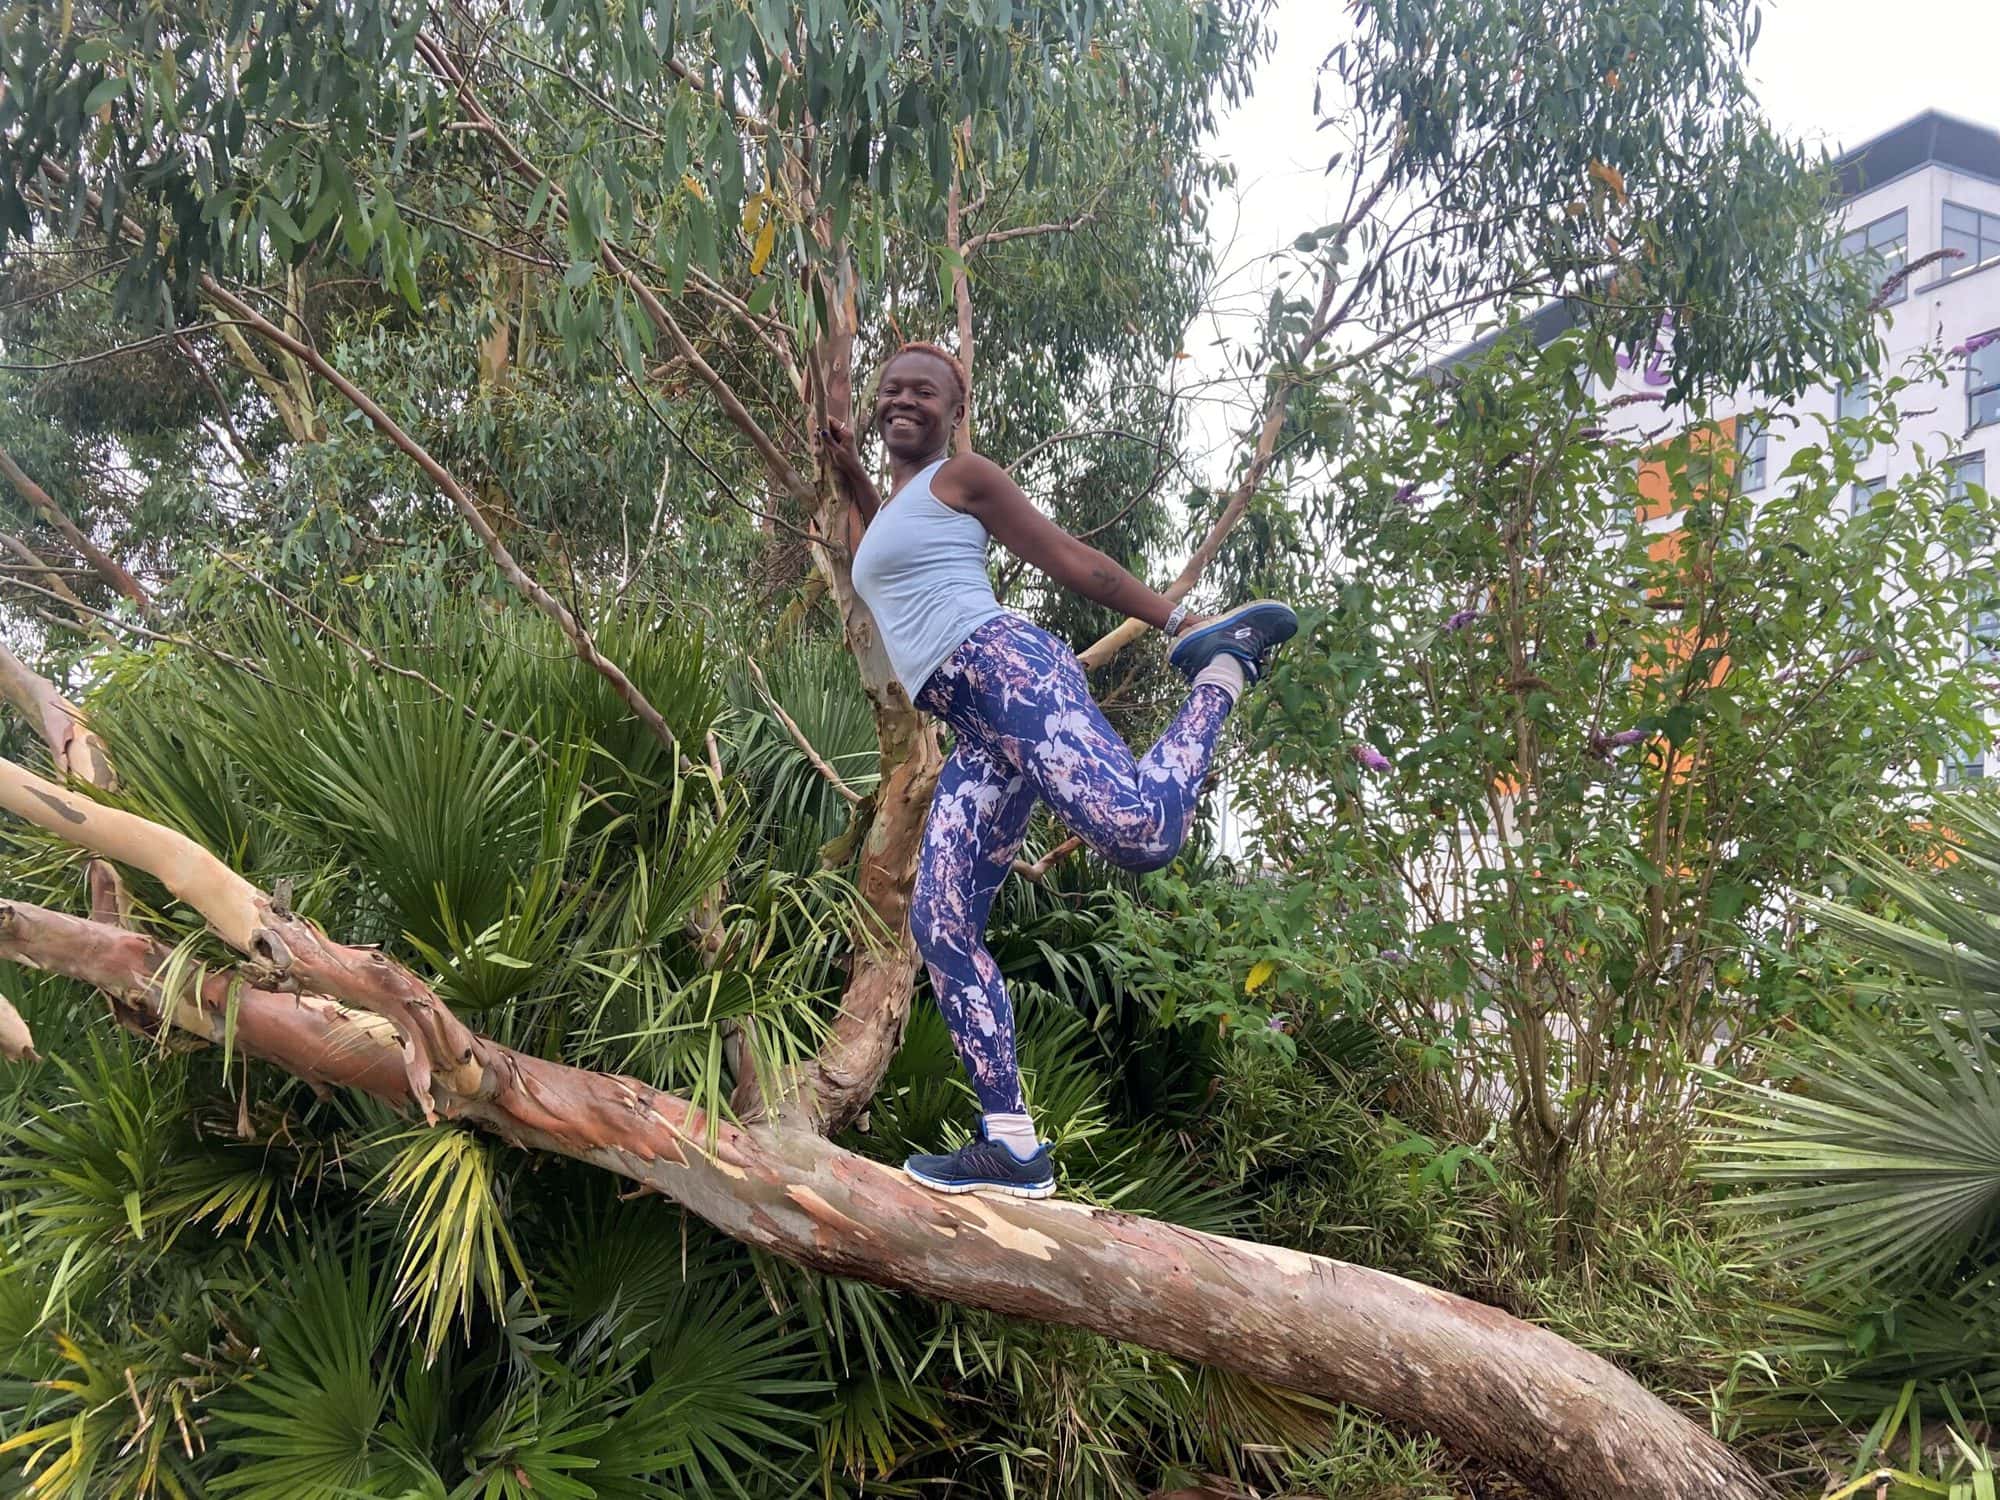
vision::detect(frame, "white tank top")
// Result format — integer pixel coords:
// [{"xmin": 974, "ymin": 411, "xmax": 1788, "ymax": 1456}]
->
[{"xmin": 850, "ymin": 458, "xmax": 1007, "ymax": 697}]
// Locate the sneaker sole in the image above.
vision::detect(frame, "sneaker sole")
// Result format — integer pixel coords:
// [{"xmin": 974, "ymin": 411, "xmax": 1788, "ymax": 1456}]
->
[{"xmin": 904, "ymin": 1164, "xmax": 1057, "ymax": 1199}]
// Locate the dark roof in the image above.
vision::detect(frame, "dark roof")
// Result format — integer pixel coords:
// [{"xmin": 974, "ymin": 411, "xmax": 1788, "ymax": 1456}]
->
[
  {"xmin": 1834, "ymin": 109, "xmax": 2000, "ymax": 197},
  {"xmin": 1433, "ymin": 109, "xmax": 2000, "ymax": 375},
  {"xmin": 1429, "ymin": 296, "xmax": 1586, "ymax": 377}
]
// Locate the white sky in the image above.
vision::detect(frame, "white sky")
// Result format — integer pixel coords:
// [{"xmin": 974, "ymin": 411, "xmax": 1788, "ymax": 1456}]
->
[
  {"xmin": 1183, "ymin": 0, "xmax": 2000, "ymax": 470},
  {"xmin": 1207, "ymin": 0, "xmax": 2000, "ymax": 276}
]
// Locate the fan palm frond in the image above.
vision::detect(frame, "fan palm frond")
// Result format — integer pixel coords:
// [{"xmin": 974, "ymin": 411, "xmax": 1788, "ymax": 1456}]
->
[
  {"xmin": 1703, "ymin": 1008, "xmax": 2000, "ymax": 1294},
  {"xmin": 721, "ymin": 636, "xmax": 878, "ymax": 872},
  {"xmin": 209, "ymin": 1232, "xmax": 418, "ymax": 1499},
  {"xmin": 448, "ymin": 1367, "xmax": 617, "ymax": 1500},
  {"xmin": 538, "ymin": 1193, "xmax": 693, "ymax": 1349},
  {"xmin": 191, "ymin": 605, "xmax": 548, "ymax": 955},
  {"xmin": 367, "ymin": 1129, "xmax": 531, "ymax": 1363},
  {"xmin": 0, "ymin": 1038, "xmax": 191, "ymax": 1296},
  {"xmin": 606, "ymin": 1275, "xmax": 828, "ymax": 1498}
]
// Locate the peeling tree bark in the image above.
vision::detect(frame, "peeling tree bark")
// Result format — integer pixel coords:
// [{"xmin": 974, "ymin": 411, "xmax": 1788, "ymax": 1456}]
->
[
  {"xmin": 0, "ymin": 891, "xmax": 1774, "ymax": 1500},
  {"xmin": 0, "ymin": 641, "xmax": 128, "ymax": 923}
]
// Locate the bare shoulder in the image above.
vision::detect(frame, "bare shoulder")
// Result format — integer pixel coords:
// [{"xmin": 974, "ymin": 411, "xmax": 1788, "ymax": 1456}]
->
[{"xmin": 932, "ymin": 451, "xmax": 1013, "ymax": 511}]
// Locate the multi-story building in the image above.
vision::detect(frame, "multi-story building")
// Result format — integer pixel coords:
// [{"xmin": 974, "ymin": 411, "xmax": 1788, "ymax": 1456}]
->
[{"xmin": 1444, "ymin": 108, "xmax": 2000, "ymax": 777}]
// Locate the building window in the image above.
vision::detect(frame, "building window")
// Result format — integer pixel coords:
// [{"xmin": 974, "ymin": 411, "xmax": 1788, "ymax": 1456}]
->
[
  {"xmin": 1960, "ymin": 455, "xmax": 1998, "ymax": 662},
  {"xmin": 1944, "ymin": 201, "xmax": 2000, "ymax": 272},
  {"xmin": 1851, "ymin": 476, "xmax": 1887, "ymax": 516},
  {"xmin": 1973, "ymin": 605, "xmax": 2000, "ymax": 663},
  {"xmin": 1736, "ymin": 418, "xmax": 1768, "ymax": 492},
  {"xmin": 1951, "ymin": 452, "xmax": 1989, "ymax": 502},
  {"xmin": 1947, "ymin": 752, "xmax": 1988, "ymax": 788},
  {"xmin": 1971, "ymin": 336, "xmax": 2000, "ymax": 431},
  {"xmin": 1837, "ymin": 378, "xmax": 1872, "ymax": 427},
  {"xmin": 1841, "ymin": 209, "xmax": 1908, "ymax": 305}
]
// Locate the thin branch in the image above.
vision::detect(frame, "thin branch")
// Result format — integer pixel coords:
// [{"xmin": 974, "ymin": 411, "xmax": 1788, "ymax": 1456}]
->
[
  {"xmin": 193, "ymin": 275, "xmax": 698, "ymax": 772},
  {"xmin": 413, "ymin": 31, "xmax": 815, "ymax": 508},
  {"xmin": 216, "ymin": 555, "xmax": 566, "ymax": 772},
  {"xmin": 608, "ymin": 343, "xmax": 826, "ymax": 550},
  {"xmin": 1004, "ymin": 426, "xmax": 1170, "ymax": 478},
  {"xmin": 0, "ymin": 532, "xmax": 94, "ymax": 614},
  {"xmin": 0, "ymin": 445, "xmax": 153, "ymax": 613},
  {"xmin": 0, "ymin": 319, "xmax": 234, "ymax": 373},
  {"xmin": 746, "ymin": 656, "xmax": 862, "ymax": 805},
  {"xmin": 1011, "ymin": 834, "xmax": 1082, "ymax": 884},
  {"xmin": 0, "ymin": 253, "xmax": 126, "ymax": 315},
  {"xmin": 3, "ymin": 577, "xmax": 266, "ymax": 680},
  {"xmin": 963, "ymin": 209, "xmax": 1103, "ymax": 256}
]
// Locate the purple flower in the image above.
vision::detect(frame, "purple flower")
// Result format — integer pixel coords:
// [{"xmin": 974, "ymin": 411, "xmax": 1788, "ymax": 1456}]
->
[
  {"xmin": 1352, "ymin": 744, "xmax": 1392, "ymax": 773},
  {"xmin": 1577, "ymin": 426, "xmax": 1607, "ymax": 441},
  {"xmin": 1267, "ymin": 1014, "xmax": 1292, "ymax": 1034},
  {"xmin": 1393, "ymin": 483, "xmax": 1424, "ymax": 506},
  {"xmin": 1380, "ymin": 948, "xmax": 1409, "ymax": 966},
  {"xmin": 1584, "ymin": 628, "xmax": 1599, "ymax": 652},
  {"xmin": 1953, "ymin": 331, "xmax": 1999, "ymax": 358},
  {"xmin": 1446, "ymin": 608, "xmax": 1480, "ymax": 631},
  {"xmin": 1774, "ymin": 666, "xmax": 1797, "ymax": 684}
]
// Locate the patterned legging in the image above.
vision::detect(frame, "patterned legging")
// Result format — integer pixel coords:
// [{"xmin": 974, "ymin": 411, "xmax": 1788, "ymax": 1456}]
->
[{"xmin": 911, "ymin": 614, "xmax": 1232, "ymax": 1115}]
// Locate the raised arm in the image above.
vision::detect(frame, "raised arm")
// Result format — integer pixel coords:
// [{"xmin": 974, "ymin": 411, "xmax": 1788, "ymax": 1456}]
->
[
  {"xmin": 824, "ymin": 419, "xmax": 882, "ymax": 552},
  {"xmin": 935, "ymin": 452, "xmax": 1178, "ymax": 630}
]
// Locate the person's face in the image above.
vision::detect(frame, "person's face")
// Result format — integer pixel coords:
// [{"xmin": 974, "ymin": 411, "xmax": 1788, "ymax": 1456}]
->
[{"xmin": 874, "ymin": 351, "xmax": 962, "ymax": 460}]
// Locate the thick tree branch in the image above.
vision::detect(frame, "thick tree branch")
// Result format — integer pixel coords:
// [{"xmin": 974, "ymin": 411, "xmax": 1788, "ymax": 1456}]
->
[
  {"xmin": 0, "ymin": 446, "xmax": 152, "ymax": 614},
  {"xmin": 0, "ymin": 641, "xmax": 127, "ymax": 922},
  {"xmin": 0, "ymin": 990, "xmax": 36, "ymax": 1061},
  {"xmin": 949, "ymin": 120, "xmax": 977, "ymax": 451},
  {"xmin": 0, "ymin": 892, "xmax": 1772, "ymax": 1500},
  {"xmin": 0, "ymin": 751, "xmax": 477, "ymax": 1114}
]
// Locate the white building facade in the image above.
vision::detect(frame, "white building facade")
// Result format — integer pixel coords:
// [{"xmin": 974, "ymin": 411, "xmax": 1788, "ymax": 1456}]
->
[{"xmin": 1462, "ymin": 110, "xmax": 2000, "ymax": 778}]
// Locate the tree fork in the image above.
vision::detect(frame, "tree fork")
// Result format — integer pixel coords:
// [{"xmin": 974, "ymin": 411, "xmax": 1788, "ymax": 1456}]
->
[{"xmin": 0, "ymin": 891, "xmax": 1772, "ymax": 1500}]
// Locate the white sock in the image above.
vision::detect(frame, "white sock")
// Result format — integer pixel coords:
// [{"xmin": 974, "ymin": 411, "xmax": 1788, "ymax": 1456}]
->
[
  {"xmin": 1193, "ymin": 655, "xmax": 1245, "ymax": 703},
  {"xmin": 982, "ymin": 1111, "xmax": 1039, "ymax": 1158}
]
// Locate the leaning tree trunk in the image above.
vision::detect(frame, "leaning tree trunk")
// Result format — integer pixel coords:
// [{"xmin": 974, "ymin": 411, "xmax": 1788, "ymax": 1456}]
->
[{"xmin": 0, "ymin": 738, "xmax": 1770, "ymax": 1500}]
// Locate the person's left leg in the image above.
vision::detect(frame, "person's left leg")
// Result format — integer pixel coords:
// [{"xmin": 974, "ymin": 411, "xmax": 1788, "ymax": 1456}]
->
[
  {"xmin": 910, "ymin": 733, "xmax": 1040, "ymax": 1122},
  {"xmin": 975, "ymin": 617, "xmax": 1236, "ymax": 873}
]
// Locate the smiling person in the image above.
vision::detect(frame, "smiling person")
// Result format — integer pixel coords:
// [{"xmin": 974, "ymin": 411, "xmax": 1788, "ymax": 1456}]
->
[{"xmin": 829, "ymin": 341, "xmax": 1297, "ymax": 1199}]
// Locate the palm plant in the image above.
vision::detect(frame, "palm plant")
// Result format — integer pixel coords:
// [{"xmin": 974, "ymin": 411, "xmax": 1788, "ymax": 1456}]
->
[
  {"xmin": 1702, "ymin": 794, "xmax": 2000, "ymax": 1425},
  {"xmin": 0, "ymin": 576, "xmax": 1349, "ymax": 1499}
]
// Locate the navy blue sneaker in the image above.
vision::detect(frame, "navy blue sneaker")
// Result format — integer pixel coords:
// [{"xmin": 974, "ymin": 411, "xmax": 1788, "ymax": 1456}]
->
[
  {"xmin": 904, "ymin": 1127, "xmax": 1057, "ymax": 1199},
  {"xmin": 1168, "ymin": 600, "xmax": 1298, "ymax": 686}
]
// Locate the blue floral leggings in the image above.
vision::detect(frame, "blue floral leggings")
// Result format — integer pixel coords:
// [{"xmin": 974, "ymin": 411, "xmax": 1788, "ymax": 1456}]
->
[{"xmin": 911, "ymin": 614, "xmax": 1232, "ymax": 1115}]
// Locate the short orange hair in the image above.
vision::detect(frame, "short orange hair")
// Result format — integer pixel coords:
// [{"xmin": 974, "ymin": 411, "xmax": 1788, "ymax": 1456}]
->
[{"xmin": 884, "ymin": 340, "xmax": 970, "ymax": 404}]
